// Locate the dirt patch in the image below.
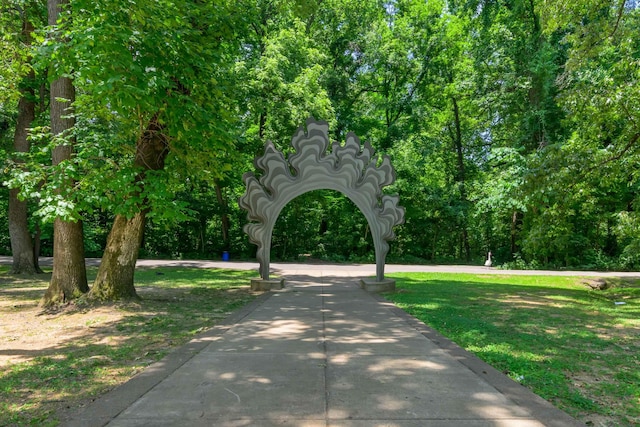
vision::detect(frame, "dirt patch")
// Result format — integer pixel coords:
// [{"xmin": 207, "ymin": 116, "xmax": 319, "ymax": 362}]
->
[
  {"xmin": 0, "ymin": 276, "xmax": 142, "ymax": 424},
  {"xmin": 0, "ymin": 296, "xmax": 128, "ymax": 368},
  {"xmin": 0, "ymin": 270, "xmax": 257, "ymax": 425},
  {"xmin": 0, "ymin": 278, "xmax": 227, "ymax": 369}
]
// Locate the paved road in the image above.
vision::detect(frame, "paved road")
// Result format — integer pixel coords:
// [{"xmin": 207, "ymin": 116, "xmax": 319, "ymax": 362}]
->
[{"xmin": 3, "ymin": 256, "xmax": 638, "ymax": 278}]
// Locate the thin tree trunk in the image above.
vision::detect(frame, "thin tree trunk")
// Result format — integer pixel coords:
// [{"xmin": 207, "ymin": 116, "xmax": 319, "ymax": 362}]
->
[
  {"xmin": 214, "ymin": 184, "xmax": 230, "ymax": 249},
  {"xmin": 511, "ymin": 210, "xmax": 519, "ymax": 256},
  {"xmin": 259, "ymin": 111, "xmax": 266, "ymax": 140},
  {"xmin": 431, "ymin": 227, "xmax": 438, "ymax": 260},
  {"xmin": 199, "ymin": 221, "xmax": 206, "ymax": 254},
  {"xmin": 42, "ymin": 0, "xmax": 88, "ymax": 306},
  {"xmin": 8, "ymin": 17, "xmax": 40, "ymax": 274},
  {"xmin": 89, "ymin": 115, "xmax": 168, "ymax": 300},
  {"xmin": 33, "ymin": 223, "xmax": 42, "ymax": 272},
  {"xmin": 451, "ymin": 96, "xmax": 471, "ymax": 261}
]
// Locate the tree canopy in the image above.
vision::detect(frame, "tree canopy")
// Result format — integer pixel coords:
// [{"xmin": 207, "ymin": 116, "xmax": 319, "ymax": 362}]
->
[{"xmin": 1, "ymin": 0, "xmax": 639, "ymax": 290}]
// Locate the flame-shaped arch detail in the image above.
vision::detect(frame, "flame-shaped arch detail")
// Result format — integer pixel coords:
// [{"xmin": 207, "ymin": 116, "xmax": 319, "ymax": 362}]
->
[{"xmin": 239, "ymin": 118, "xmax": 405, "ymax": 282}]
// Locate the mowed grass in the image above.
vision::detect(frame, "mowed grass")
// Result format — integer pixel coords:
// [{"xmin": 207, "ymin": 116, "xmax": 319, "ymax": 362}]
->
[
  {"xmin": 0, "ymin": 266, "xmax": 257, "ymax": 426},
  {"xmin": 385, "ymin": 272, "xmax": 640, "ymax": 426}
]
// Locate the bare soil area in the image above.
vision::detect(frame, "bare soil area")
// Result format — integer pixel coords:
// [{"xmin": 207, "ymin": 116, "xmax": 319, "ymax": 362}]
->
[
  {"xmin": 1, "ymin": 280, "xmax": 126, "ymax": 368},
  {"xmin": 0, "ymin": 269, "xmax": 256, "ymax": 426}
]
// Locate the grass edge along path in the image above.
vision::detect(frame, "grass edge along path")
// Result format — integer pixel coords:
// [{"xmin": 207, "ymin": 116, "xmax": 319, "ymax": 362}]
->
[
  {"xmin": 0, "ymin": 267, "xmax": 259, "ymax": 427},
  {"xmin": 385, "ymin": 272, "xmax": 640, "ymax": 427}
]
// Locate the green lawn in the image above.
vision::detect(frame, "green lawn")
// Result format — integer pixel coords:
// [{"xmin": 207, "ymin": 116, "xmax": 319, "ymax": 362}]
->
[
  {"xmin": 2, "ymin": 268, "xmax": 638, "ymax": 426},
  {"xmin": 385, "ymin": 272, "xmax": 640, "ymax": 426}
]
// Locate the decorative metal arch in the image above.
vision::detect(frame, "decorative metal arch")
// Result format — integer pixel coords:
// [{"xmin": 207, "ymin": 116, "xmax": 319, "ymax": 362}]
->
[{"xmin": 239, "ymin": 118, "xmax": 404, "ymax": 283}]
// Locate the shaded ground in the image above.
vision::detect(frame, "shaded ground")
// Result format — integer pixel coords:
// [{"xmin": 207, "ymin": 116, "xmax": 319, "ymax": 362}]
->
[
  {"xmin": 0, "ymin": 276, "xmax": 210, "ymax": 367},
  {"xmin": 1, "ymin": 259, "xmax": 639, "ymax": 426},
  {"xmin": 0, "ymin": 267, "xmax": 257, "ymax": 426}
]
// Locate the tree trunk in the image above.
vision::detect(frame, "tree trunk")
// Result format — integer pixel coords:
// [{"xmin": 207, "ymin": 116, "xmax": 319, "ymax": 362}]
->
[
  {"xmin": 89, "ymin": 213, "xmax": 146, "ymax": 300},
  {"xmin": 42, "ymin": 0, "xmax": 88, "ymax": 306},
  {"xmin": 45, "ymin": 81, "xmax": 89, "ymax": 305},
  {"xmin": 33, "ymin": 223, "xmax": 42, "ymax": 272},
  {"xmin": 44, "ymin": 216, "xmax": 88, "ymax": 304},
  {"xmin": 89, "ymin": 115, "xmax": 168, "ymax": 300},
  {"xmin": 214, "ymin": 184, "xmax": 230, "ymax": 249},
  {"xmin": 510, "ymin": 210, "xmax": 520, "ymax": 256},
  {"xmin": 9, "ymin": 187, "xmax": 39, "ymax": 275},
  {"xmin": 9, "ymin": 20, "xmax": 40, "ymax": 274},
  {"xmin": 450, "ymin": 96, "xmax": 471, "ymax": 261},
  {"xmin": 199, "ymin": 220, "xmax": 206, "ymax": 254}
]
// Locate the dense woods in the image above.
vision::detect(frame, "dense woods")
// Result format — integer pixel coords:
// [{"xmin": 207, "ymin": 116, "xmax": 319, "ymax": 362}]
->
[{"xmin": 1, "ymin": 0, "xmax": 639, "ymax": 299}]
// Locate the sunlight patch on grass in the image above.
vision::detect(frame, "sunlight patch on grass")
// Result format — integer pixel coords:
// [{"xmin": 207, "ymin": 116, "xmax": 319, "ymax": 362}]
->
[{"xmin": 386, "ymin": 272, "xmax": 640, "ymax": 427}]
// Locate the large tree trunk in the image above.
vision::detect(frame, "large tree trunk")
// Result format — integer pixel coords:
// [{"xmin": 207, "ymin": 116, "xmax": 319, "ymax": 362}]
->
[
  {"xmin": 89, "ymin": 116, "xmax": 168, "ymax": 300},
  {"xmin": 44, "ymin": 216, "xmax": 88, "ymax": 303},
  {"xmin": 90, "ymin": 212, "xmax": 146, "ymax": 300},
  {"xmin": 8, "ymin": 17, "xmax": 40, "ymax": 274},
  {"xmin": 42, "ymin": 0, "xmax": 88, "ymax": 306}
]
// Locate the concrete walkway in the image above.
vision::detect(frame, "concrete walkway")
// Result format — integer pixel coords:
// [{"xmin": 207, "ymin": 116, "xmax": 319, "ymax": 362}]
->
[{"xmin": 64, "ymin": 273, "xmax": 585, "ymax": 427}]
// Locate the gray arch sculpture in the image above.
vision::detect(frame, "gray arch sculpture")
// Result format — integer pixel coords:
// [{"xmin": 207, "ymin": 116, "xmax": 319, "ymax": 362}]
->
[{"xmin": 239, "ymin": 118, "xmax": 404, "ymax": 290}]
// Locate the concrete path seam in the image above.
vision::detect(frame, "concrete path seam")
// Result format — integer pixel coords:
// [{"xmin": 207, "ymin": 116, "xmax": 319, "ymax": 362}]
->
[{"xmin": 62, "ymin": 291, "xmax": 273, "ymax": 427}]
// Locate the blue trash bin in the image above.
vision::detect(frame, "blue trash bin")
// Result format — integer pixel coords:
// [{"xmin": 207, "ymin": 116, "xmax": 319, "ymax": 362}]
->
[{"xmin": 222, "ymin": 251, "xmax": 230, "ymax": 261}]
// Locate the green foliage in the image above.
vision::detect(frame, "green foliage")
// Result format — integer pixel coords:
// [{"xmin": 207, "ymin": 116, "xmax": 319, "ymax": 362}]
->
[
  {"xmin": 0, "ymin": 1, "xmax": 46, "ymax": 107},
  {"xmin": 234, "ymin": 3, "xmax": 336, "ymax": 150},
  {"xmin": 5, "ymin": 0, "xmax": 244, "ymax": 227},
  {"xmin": 615, "ymin": 208, "xmax": 640, "ymax": 269},
  {"xmin": 2, "ymin": 0, "xmax": 640, "ymax": 268},
  {"xmin": 272, "ymin": 190, "xmax": 373, "ymax": 262}
]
